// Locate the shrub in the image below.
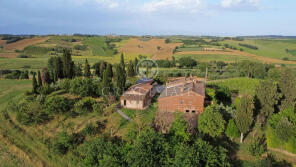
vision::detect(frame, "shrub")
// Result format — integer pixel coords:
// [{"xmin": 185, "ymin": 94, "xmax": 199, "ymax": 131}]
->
[
  {"xmin": 38, "ymin": 84, "xmax": 54, "ymax": 95},
  {"xmin": 52, "ymin": 131, "xmax": 84, "ymax": 155},
  {"xmin": 44, "ymin": 95, "xmax": 71, "ymax": 114},
  {"xmin": 178, "ymin": 57, "xmax": 197, "ymax": 68},
  {"xmin": 284, "ymin": 136, "xmax": 296, "ymax": 154},
  {"xmin": 60, "ymin": 79, "xmax": 71, "ymax": 92},
  {"xmin": 70, "ymin": 78, "xmax": 100, "ymax": 97},
  {"xmin": 82, "ymin": 123, "xmax": 96, "ymax": 136},
  {"xmin": 92, "ymin": 102, "xmax": 105, "ymax": 114},
  {"xmin": 4, "ymin": 70, "xmax": 21, "ymax": 79},
  {"xmin": 74, "ymin": 97, "xmax": 97, "ymax": 114},
  {"xmin": 215, "ymin": 86, "xmax": 231, "ymax": 105},
  {"xmin": 225, "ymin": 119, "xmax": 240, "ymax": 139},
  {"xmin": 248, "ymin": 136, "xmax": 267, "ymax": 157},
  {"xmin": 16, "ymin": 100, "xmax": 49, "ymax": 125}
]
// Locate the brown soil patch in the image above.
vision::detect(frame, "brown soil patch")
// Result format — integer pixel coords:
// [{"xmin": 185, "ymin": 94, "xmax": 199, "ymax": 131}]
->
[
  {"xmin": 0, "ymin": 39, "xmax": 6, "ymax": 46},
  {"xmin": 119, "ymin": 38, "xmax": 182, "ymax": 60},
  {"xmin": 3, "ymin": 37, "xmax": 50, "ymax": 51},
  {"xmin": 0, "ymin": 53, "xmax": 18, "ymax": 58},
  {"xmin": 176, "ymin": 49, "xmax": 296, "ymax": 64}
]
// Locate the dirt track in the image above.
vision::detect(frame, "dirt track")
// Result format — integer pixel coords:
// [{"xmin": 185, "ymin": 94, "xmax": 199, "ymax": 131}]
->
[{"xmin": 176, "ymin": 50, "xmax": 296, "ymax": 64}]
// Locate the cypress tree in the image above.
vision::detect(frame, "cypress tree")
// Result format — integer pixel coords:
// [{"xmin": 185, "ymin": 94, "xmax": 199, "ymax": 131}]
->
[
  {"xmin": 134, "ymin": 57, "xmax": 138, "ymax": 71},
  {"xmin": 106, "ymin": 64, "xmax": 113, "ymax": 79},
  {"xmin": 120, "ymin": 53, "xmax": 125, "ymax": 69},
  {"xmin": 37, "ymin": 70, "xmax": 42, "ymax": 87},
  {"xmin": 32, "ymin": 73, "xmax": 38, "ymax": 94},
  {"xmin": 93, "ymin": 62, "xmax": 101, "ymax": 77},
  {"xmin": 99, "ymin": 61, "xmax": 107, "ymax": 78},
  {"xmin": 102, "ymin": 69, "xmax": 112, "ymax": 96},
  {"xmin": 127, "ymin": 60, "xmax": 135, "ymax": 77},
  {"xmin": 115, "ymin": 64, "xmax": 126, "ymax": 94},
  {"xmin": 62, "ymin": 49, "xmax": 74, "ymax": 78},
  {"xmin": 41, "ymin": 68, "xmax": 51, "ymax": 85},
  {"xmin": 255, "ymin": 80, "xmax": 280, "ymax": 125},
  {"xmin": 75, "ymin": 63, "xmax": 83, "ymax": 77},
  {"xmin": 235, "ymin": 94, "xmax": 254, "ymax": 143},
  {"xmin": 84, "ymin": 59, "xmax": 91, "ymax": 77},
  {"xmin": 172, "ymin": 56, "xmax": 176, "ymax": 67},
  {"xmin": 120, "ymin": 54, "xmax": 126, "ymax": 83}
]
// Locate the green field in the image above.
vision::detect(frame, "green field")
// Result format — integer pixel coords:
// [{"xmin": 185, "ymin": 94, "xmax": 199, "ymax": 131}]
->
[
  {"xmin": 0, "ymin": 79, "xmax": 31, "ymax": 109},
  {"xmin": 287, "ymin": 49, "xmax": 296, "ymax": 56},
  {"xmin": 176, "ymin": 47, "xmax": 204, "ymax": 52},
  {"xmin": 220, "ymin": 39, "xmax": 296, "ymax": 61},
  {"xmin": 82, "ymin": 37, "xmax": 114, "ymax": 56},
  {"xmin": 174, "ymin": 54, "xmax": 251, "ymax": 62},
  {"xmin": 208, "ymin": 77, "xmax": 261, "ymax": 96}
]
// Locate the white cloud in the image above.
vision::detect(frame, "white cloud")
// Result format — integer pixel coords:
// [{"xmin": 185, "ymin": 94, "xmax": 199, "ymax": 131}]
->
[
  {"xmin": 221, "ymin": 0, "xmax": 260, "ymax": 9},
  {"xmin": 142, "ymin": 0, "xmax": 202, "ymax": 13}
]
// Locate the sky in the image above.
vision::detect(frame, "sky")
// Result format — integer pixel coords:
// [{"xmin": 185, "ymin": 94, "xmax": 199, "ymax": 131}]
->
[{"xmin": 0, "ymin": 0, "xmax": 295, "ymax": 36}]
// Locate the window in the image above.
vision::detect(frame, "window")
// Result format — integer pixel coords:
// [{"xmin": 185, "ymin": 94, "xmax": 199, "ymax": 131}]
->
[
  {"xmin": 124, "ymin": 100, "xmax": 126, "ymax": 106},
  {"xmin": 192, "ymin": 110, "xmax": 196, "ymax": 113},
  {"xmin": 180, "ymin": 100, "xmax": 184, "ymax": 104},
  {"xmin": 186, "ymin": 110, "xmax": 190, "ymax": 113}
]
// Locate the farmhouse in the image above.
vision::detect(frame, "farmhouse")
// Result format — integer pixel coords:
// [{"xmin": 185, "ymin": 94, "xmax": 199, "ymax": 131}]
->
[
  {"xmin": 120, "ymin": 79, "xmax": 155, "ymax": 110},
  {"xmin": 155, "ymin": 76, "xmax": 206, "ymax": 132},
  {"xmin": 158, "ymin": 76, "xmax": 206, "ymax": 114}
]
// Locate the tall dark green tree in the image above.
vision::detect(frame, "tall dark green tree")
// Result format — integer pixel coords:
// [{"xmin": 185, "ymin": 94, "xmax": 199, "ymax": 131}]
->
[
  {"xmin": 102, "ymin": 69, "xmax": 112, "ymax": 96},
  {"xmin": 37, "ymin": 70, "xmax": 42, "ymax": 87},
  {"xmin": 32, "ymin": 73, "xmax": 38, "ymax": 93},
  {"xmin": 41, "ymin": 67, "xmax": 51, "ymax": 85},
  {"xmin": 47, "ymin": 56, "xmax": 63, "ymax": 81},
  {"xmin": 99, "ymin": 61, "xmax": 107, "ymax": 78},
  {"xmin": 115, "ymin": 64, "xmax": 126, "ymax": 94},
  {"xmin": 127, "ymin": 60, "xmax": 135, "ymax": 77},
  {"xmin": 278, "ymin": 68, "xmax": 296, "ymax": 110},
  {"xmin": 75, "ymin": 63, "xmax": 83, "ymax": 77},
  {"xmin": 255, "ymin": 80, "xmax": 281, "ymax": 125},
  {"xmin": 235, "ymin": 94, "xmax": 254, "ymax": 143},
  {"xmin": 120, "ymin": 53, "xmax": 125, "ymax": 69},
  {"xmin": 62, "ymin": 49, "xmax": 75, "ymax": 78},
  {"xmin": 84, "ymin": 59, "xmax": 91, "ymax": 77},
  {"xmin": 134, "ymin": 57, "xmax": 138, "ymax": 71},
  {"xmin": 171, "ymin": 56, "xmax": 176, "ymax": 67},
  {"xmin": 93, "ymin": 62, "xmax": 101, "ymax": 77},
  {"xmin": 105, "ymin": 63, "xmax": 113, "ymax": 79}
]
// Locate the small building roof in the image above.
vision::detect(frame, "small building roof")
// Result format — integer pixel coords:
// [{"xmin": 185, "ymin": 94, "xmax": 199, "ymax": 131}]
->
[{"xmin": 121, "ymin": 81, "xmax": 154, "ymax": 101}]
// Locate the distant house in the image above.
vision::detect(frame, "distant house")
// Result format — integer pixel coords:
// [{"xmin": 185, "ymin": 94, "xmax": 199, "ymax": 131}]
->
[
  {"xmin": 120, "ymin": 79, "xmax": 155, "ymax": 110},
  {"xmin": 155, "ymin": 76, "xmax": 206, "ymax": 132}
]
